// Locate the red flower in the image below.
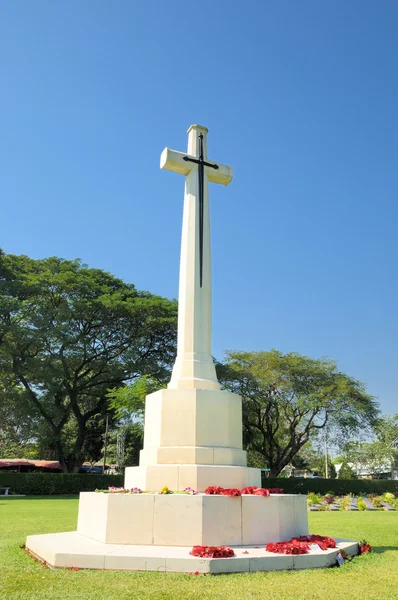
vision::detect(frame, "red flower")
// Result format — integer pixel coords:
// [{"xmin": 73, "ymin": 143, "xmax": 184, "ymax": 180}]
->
[
  {"xmin": 220, "ymin": 488, "xmax": 241, "ymax": 497},
  {"xmin": 359, "ymin": 539, "xmax": 372, "ymax": 554},
  {"xmin": 204, "ymin": 486, "xmax": 224, "ymax": 495},
  {"xmin": 241, "ymin": 486, "xmax": 270, "ymax": 496},
  {"xmin": 266, "ymin": 540, "xmax": 309, "ymax": 555},
  {"xmin": 296, "ymin": 535, "xmax": 336, "ymax": 551},
  {"xmin": 266, "ymin": 534, "xmax": 336, "ymax": 555},
  {"xmin": 190, "ymin": 545, "xmax": 235, "ymax": 558},
  {"xmin": 204, "ymin": 485, "xmax": 284, "ymax": 496}
]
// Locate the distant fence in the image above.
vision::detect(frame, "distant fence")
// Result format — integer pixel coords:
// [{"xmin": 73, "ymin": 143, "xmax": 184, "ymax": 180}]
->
[
  {"xmin": 0, "ymin": 473, "xmax": 123, "ymax": 495},
  {"xmin": 262, "ymin": 476, "xmax": 398, "ymax": 495}
]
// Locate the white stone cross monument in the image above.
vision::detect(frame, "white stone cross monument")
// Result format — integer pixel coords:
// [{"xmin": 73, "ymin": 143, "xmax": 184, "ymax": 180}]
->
[
  {"xmin": 161, "ymin": 124, "xmax": 232, "ymax": 391},
  {"xmin": 124, "ymin": 125, "xmax": 259, "ymax": 492},
  {"xmin": 26, "ymin": 126, "xmax": 321, "ymax": 573}
]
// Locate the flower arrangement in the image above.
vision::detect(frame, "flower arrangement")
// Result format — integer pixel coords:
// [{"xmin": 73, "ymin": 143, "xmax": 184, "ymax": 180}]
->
[
  {"xmin": 95, "ymin": 487, "xmax": 142, "ymax": 494},
  {"xmin": 95, "ymin": 485, "xmax": 285, "ymax": 496},
  {"xmin": 190, "ymin": 545, "xmax": 235, "ymax": 558},
  {"xmin": 220, "ymin": 488, "xmax": 242, "ymax": 496},
  {"xmin": 241, "ymin": 486, "xmax": 270, "ymax": 496},
  {"xmin": 359, "ymin": 539, "xmax": 372, "ymax": 554},
  {"xmin": 266, "ymin": 534, "xmax": 336, "ymax": 555},
  {"xmin": 204, "ymin": 486, "xmax": 224, "ymax": 495},
  {"xmin": 266, "ymin": 540, "xmax": 308, "ymax": 555},
  {"xmin": 204, "ymin": 486, "xmax": 284, "ymax": 496}
]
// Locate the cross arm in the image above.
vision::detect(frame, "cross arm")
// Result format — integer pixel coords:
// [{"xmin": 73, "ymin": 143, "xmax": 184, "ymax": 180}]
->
[
  {"xmin": 160, "ymin": 148, "xmax": 191, "ymax": 176},
  {"xmin": 160, "ymin": 147, "xmax": 233, "ymax": 186},
  {"xmin": 207, "ymin": 163, "xmax": 233, "ymax": 186}
]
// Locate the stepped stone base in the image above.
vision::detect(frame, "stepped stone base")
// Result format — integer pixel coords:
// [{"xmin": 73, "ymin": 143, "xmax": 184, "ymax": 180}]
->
[
  {"xmin": 77, "ymin": 492, "xmax": 308, "ymax": 546},
  {"xmin": 124, "ymin": 464, "xmax": 261, "ymax": 492},
  {"xmin": 25, "ymin": 533, "xmax": 359, "ymax": 573}
]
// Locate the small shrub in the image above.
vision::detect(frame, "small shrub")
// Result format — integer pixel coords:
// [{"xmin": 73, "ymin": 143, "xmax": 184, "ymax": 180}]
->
[
  {"xmin": 323, "ymin": 494, "xmax": 336, "ymax": 504},
  {"xmin": 382, "ymin": 492, "xmax": 398, "ymax": 508},
  {"xmin": 340, "ymin": 495, "xmax": 352, "ymax": 510},
  {"xmin": 307, "ymin": 492, "xmax": 323, "ymax": 506},
  {"xmin": 370, "ymin": 496, "xmax": 383, "ymax": 508},
  {"xmin": 383, "ymin": 492, "xmax": 395, "ymax": 501}
]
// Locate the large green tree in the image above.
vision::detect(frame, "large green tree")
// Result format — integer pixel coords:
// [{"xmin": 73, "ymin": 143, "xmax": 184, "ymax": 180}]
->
[
  {"xmin": 339, "ymin": 414, "xmax": 398, "ymax": 478},
  {"xmin": 0, "ymin": 252, "xmax": 177, "ymax": 471},
  {"xmin": 217, "ymin": 350, "xmax": 379, "ymax": 477}
]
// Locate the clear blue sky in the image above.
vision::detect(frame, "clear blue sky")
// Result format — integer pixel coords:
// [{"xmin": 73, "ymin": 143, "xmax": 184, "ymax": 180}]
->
[{"xmin": 1, "ymin": 1, "xmax": 397, "ymax": 414}]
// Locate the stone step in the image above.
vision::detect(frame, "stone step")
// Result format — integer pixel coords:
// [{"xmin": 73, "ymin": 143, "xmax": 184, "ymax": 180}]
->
[{"xmin": 25, "ymin": 531, "xmax": 359, "ymax": 573}]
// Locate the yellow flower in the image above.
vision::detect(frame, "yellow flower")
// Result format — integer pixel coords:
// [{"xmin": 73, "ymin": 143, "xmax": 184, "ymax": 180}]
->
[{"xmin": 161, "ymin": 486, "xmax": 169, "ymax": 494}]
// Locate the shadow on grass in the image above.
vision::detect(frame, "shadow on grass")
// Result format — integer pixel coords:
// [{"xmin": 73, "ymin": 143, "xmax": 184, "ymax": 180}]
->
[{"xmin": 372, "ymin": 546, "xmax": 398, "ymax": 553}]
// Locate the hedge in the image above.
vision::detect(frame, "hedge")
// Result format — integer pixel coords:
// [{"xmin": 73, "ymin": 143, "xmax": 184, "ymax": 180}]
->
[
  {"xmin": 0, "ymin": 473, "xmax": 123, "ymax": 496},
  {"xmin": 261, "ymin": 476, "xmax": 398, "ymax": 495},
  {"xmin": 2, "ymin": 472, "xmax": 397, "ymax": 496}
]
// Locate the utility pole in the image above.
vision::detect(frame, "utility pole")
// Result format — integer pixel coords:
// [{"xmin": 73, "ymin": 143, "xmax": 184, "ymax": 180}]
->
[
  {"xmin": 103, "ymin": 414, "xmax": 109, "ymax": 475},
  {"xmin": 324, "ymin": 427, "xmax": 329, "ymax": 479}
]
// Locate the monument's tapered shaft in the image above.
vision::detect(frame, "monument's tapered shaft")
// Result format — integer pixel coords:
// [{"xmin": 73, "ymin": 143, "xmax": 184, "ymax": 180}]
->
[{"xmin": 168, "ymin": 125, "xmax": 220, "ymax": 390}]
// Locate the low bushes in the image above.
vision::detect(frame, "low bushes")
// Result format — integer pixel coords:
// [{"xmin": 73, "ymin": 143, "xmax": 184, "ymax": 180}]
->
[
  {"xmin": 261, "ymin": 476, "xmax": 398, "ymax": 495},
  {"xmin": 0, "ymin": 473, "xmax": 123, "ymax": 495}
]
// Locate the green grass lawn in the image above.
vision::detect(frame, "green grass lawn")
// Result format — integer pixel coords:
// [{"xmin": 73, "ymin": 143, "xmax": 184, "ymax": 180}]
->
[{"xmin": 0, "ymin": 496, "xmax": 397, "ymax": 600}]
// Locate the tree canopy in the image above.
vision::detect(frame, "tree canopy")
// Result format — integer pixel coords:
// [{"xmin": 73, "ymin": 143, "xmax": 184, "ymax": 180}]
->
[
  {"xmin": 217, "ymin": 349, "xmax": 379, "ymax": 476},
  {"xmin": 0, "ymin": 252, "xmax": 177, "ymax": 471},
  {"xmin": 339, "ymin": 413, "xmax": 398, "ymax": 478}
]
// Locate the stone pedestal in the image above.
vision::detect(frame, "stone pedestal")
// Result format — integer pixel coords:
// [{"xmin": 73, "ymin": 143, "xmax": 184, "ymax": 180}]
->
[
  {"xmin": 77, "ymin": 492, "xmax": 307, "ymax": 547},
  {"xmin": 139, "ymin": 388, "xmax": 246, "ymax": 468},
  {"xmin": 125, "ymin": 464, "xmax": 261, "ymax": 492}
]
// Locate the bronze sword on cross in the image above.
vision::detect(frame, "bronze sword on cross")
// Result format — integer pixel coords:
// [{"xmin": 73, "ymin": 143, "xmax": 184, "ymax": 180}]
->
[{"xmin": 182, "ymin": 133, "xmax": 219, "ymax": 288}]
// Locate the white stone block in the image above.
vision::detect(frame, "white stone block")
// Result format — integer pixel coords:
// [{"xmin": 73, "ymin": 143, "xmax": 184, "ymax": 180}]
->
[
  {"xmin": 248, "ymin": 468, "xmax": 262, "ymax": 487},
  {"xmin": 213, "ymin": 447, "xmax": 247, "ymax": 466},
  {"xmin": 153, "ymin": 494, "xmax": 203, "ymax": 546},
  {"xmin": 211, "ymin": 557, "xmax": 250, "ymax": 574},
  {"xmin": 141, "ymin": 388, "xmax": 245, "ymax": 466},
  {"xmin": 125, "ymin": 464, "xmax": 261, "ymax": 492},
  {"xmin": 242, "ymin": 496, "xmax": 280, "ymax": 545},
  {"xmin": 192, "ymin": 465, "xmax": 257, "ymax": 491},
  {"xmin": 277, "ymin": 495, "xmax": 296, "ymax": 541},
  {"xmin": 250, "ymin": 553, "xmax": 294, "ymax": 572},
  {"xmin": 292, "ymin": 552, "xmax": 332, "ymax": 570},
  {"xmin": 105, "ymin": 545, "xmax": 166, "ymax": 572},
  {"xmin": 105, "ymin": 494, "xmax": 154, "ymax": 544},
  {"xmin": 153, "ymin": 494, "xmax": 241, "ymax": 547},
  {"xmin": 77, "ymin": 492, "xmax": 155, "ymax": 545},
  {"xmin": 125, "ymin": 465, "xmax": 180, "ymax": 492},
  {"xmin": 293, "ymin": 494, "xmax": 308, "ymax": 536},
  {"xmin": 202, "ymin": 495, "xmax": 241, "ymax": 546},
  {"xmin": 77, "ymin": 492, "xmax": 108, "ymax": 543}
]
